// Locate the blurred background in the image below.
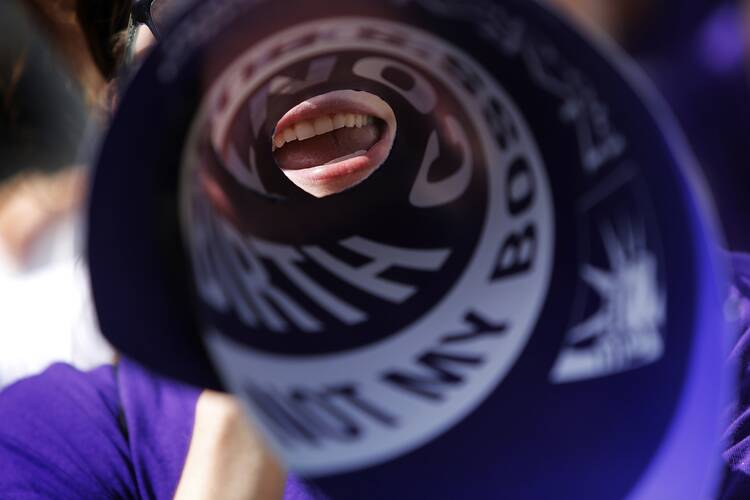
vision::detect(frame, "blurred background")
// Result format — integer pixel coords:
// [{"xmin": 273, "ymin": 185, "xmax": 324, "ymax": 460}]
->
[
  {"xmin": 556, "ymin": 0, "xmax": 750, "ymax": 251},
  {"xmin": 0, "ymin": 0, "xmax": 747, "ymax": 386},
  {"xmin": 0, "ymin": 0, "xmax": 112, "ymax": 388}
]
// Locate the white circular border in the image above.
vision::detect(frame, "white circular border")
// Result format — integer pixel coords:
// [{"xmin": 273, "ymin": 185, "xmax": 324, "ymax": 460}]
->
[{"xmin": 180, "ymin": 17, "xmax": 555, "ymax": 476}]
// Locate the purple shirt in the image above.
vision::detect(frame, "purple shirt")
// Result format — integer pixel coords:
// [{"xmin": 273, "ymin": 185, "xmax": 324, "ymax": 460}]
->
[{"xmin": 0, "ymin": 358, "xmax": 312, "ymax": 499}]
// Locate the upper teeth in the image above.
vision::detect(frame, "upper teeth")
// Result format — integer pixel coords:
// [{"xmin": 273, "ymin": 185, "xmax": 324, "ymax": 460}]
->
[{"xmin": 273, "ymin": 113, "xmax": 375, "ymax": 150}]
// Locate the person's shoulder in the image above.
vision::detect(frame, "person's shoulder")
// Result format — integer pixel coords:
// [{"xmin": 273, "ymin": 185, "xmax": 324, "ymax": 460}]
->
[
  {"xmin": 0, "ymin": 363, "xmax": 137, "ymax": 498},
  {"xmin": 1, "ymin": 362, "xmax": 116, "ymax": 410}
]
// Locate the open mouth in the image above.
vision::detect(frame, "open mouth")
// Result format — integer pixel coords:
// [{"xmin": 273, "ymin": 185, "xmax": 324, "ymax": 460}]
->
[{"xmin": 271, "ymin": 90, "xmax": 397, "ymax": 198}]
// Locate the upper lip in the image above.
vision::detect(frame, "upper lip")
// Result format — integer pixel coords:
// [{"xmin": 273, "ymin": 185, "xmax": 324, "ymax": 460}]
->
[{"xmin": 272, "ymin": 90, "xmax": 394, "ymax": 149}]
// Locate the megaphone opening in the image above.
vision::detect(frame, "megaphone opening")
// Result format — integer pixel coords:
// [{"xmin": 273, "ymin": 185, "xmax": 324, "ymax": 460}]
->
[{"xmin": 271, "ymin": 89, "xmax": 397, "ymax": 198}]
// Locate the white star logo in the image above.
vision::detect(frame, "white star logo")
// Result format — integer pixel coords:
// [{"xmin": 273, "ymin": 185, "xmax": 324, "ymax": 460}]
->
[{"xmin": 551, "ymin": 219, "xmax": 665, "ymax": 383}]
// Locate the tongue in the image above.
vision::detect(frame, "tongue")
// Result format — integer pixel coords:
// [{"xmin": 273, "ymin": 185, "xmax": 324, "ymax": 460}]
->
[{"xmin": 274, "ymin": 124, "xmax": 380, "ymax": 171}]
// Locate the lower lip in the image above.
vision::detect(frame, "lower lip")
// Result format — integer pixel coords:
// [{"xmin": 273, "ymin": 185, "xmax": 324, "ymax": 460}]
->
[{"xmin": 279, "ymin": 127, "xmax": 394, "ymax": 193}]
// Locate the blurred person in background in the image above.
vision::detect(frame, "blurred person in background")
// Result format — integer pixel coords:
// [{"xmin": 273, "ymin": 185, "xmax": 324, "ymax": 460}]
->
[
  {"xmin": 0, "ymin": 0, "xmax": 113, "ymax": 389},
  {"xmin": 0, "ymin": 0, "xmax": 107, "ymax": 273}
]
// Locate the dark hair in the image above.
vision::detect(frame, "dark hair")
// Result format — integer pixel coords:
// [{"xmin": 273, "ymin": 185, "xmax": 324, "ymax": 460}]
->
[
  {"xmin": 0, "ymin": 1, "xmax": 86, "ymax": 182},
  {"xmin": 75, "ymin": 0, "xmax": 132, "ymax": 81}
]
